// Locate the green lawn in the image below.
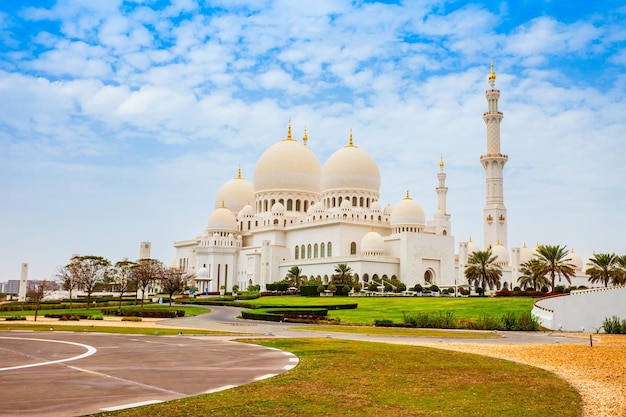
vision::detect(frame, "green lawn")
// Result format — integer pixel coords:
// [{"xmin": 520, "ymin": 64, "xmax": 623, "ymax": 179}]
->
[
  {"xmin": 94, "ymin": 338, "xmax": 581, "ymax": 417},
  {"xmin": 245, "ymin": 296, "xmax": 536, "ymax": 325},
  {"xmin": 0, "ymin": 303, "xmax": 211, "ymax": 318}
]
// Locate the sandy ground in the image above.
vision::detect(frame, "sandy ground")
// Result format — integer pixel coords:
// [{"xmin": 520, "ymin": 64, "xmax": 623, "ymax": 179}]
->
[{"xmin": 9, "ymin": 317, "xmax": 626, "ymax": 417}]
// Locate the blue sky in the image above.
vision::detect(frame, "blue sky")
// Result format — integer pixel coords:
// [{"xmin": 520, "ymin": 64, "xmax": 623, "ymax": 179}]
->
[{"xmin": 1, "ymin": 0, "xmax": 625, "ymax": 281}]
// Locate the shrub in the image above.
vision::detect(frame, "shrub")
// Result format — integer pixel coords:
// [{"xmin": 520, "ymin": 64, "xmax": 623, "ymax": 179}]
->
[
  {"xmin": 430, "ymin": 285, "xmax": 440, "ymax": 292},
  {"xmin": 5, "ymin": 316, "xmax": 26, "ymax": 321},
  {"xmin": 513, "ymin": 286, "xmax": 521, "ymax": 291},
  {"xmin": 475, "ymin": 287, "xmax": 484, "ymax": 296},
  {"xmin": 540, "ymin": 285, "xmax": 549, "ymax": 293},
  {"xmin": 121, "ymin": 316, "xmax": 142, "ymax": 322},
  {"xmin": 554, "ymin": 285, "xmax": 565, "ymax": 293},
  {"xmin": 602, "ymin": 316, "xmax": 626, "ymax": 334},
  {"xmin": 413, "ymin": 284, "xmax": 423, "ymax": 293}
]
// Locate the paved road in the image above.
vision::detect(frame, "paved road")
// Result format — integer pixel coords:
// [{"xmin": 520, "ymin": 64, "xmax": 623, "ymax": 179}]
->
[{"xmin": 0, "ymin": 331, "xmax": 298, "ymax": 417}]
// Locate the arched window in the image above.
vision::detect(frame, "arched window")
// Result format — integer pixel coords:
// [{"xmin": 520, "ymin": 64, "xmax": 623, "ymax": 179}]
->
[
  {"xmin": 296, "ymin": 200, "xmax": 301, "ymax": 211},
  {"xmin": 307, "ymin": 244, "xmax": 312, "ymax": 259},
  {"xmin": 301, "ymin": 245, "xmax": 305, "ymax": 259},
  {"xmin": 295, "ymin": 246, "xmax": 299, "ymax": 260},
  {"xmin": 304, "ymin": 201, "xmax": 309, "ymax": 212},
  {"xmin": 327, "ymin": 242, "xmax": 332, "ymax": 257},
  {"xmin": 287, "ymin": 199, "xmax": 293, "ymax": 210},
  {"xmin": 424, "ymin": 270, "xmax": 433, "ymax": 283},
  {"xmin": 442, "ymin": 230, "xmax": 447, "ymax": 236},
  {"xmin": 363, "ymin": 273, "xmax": 369, "ymax": 283},
  {"xmin": 350, "ymin": 242, "xmax": 357, "ymax": 255},
  {"xmin": 320, "ymin": 242, "xmax": 325, "ymax": 257},
  {"xmin": 352, "ymin": 196, "xmax": 357, "ymax": 206},
  {"xmin": 314, "ymin": 243, "xmax": 319, "ymax": 258}
]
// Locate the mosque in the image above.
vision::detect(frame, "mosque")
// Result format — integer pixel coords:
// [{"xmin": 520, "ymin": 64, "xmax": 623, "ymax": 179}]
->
[{"xmin": 173, "ymin": 65, "xmax": 589, "ymax": 294}]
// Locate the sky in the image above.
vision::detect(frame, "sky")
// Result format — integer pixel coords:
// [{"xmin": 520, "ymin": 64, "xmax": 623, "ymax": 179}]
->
[{"xmin": 1, "ymin": 0, "xmax": 625, "ymax": 281}]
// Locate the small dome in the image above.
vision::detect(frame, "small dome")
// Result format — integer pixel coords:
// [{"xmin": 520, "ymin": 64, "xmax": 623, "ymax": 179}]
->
[
  {"xmin": 390, "ymin": 192, "xmax": 425, "ymax": 226},
  {"xmin": 383, "ymin": 204, "xmax": 393, "ymax": 215},
  {"xmin": 214, "ymin": 168, "xmax": 254, "ymax": 213},
  {"xmin": 271, "ymin": 202, "xmax": 285, "ymax": 214},
  {"xmin": 197, "ymin": 267, "xmax": 209, "ymax": 278},
  {"xmin": 340, "ymin": 199, "xmax": 352, "ymax": 209},
  {"xmin": 321, "ymin": 135, "xmax": 380, "ymax": 194},
  {"xmin": 566, "ymin": 249, "xmax": 584, "ymax": 272},
  {"xmin": 519, "ymin": 243, "xmax": 534, "ymax": 264},
  {"xmin": 238, "ymin": 204, "xmax": 254, "ymax": 219},
  {"xmin": 361, "ymin": 230, "xmax": 385, "ymax": 254},
  {"xmin": 370, "ymin": 201, "xmax": 382, "ymax": 212},
  {"xmin": 491, "ymin": 243, "xmax": 510, "ymax": 265},
  {"xmin": 254, "ymin": 127, "xmax": 322, "ymax": 194},
  {"xmin": 467, "ymin": 238, "xmax": 481, "ymax": 255},
  {"xmin": 207, "ymin": 206, "xmax": 237, "ymax": 231}
]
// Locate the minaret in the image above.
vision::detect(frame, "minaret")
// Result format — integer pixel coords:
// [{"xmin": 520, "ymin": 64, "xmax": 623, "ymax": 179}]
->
[
  {"xmin": 436, "ymin": 155, "xmax": 450, "ymax": 219},
  {"xmin": 481, "ymin": 62, "xmax": 508, "ymax": 249}
]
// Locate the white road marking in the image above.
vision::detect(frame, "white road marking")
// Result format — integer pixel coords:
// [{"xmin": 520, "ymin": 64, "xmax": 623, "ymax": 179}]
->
[
  {"xmin": 100, "ymin": 400, "xmax": 163, "ymax": 411},
  {"xmin": 0, "ymin": 336, "xmax": 97, "ymax": 371},
  {"xmin": 204, "ymin": 384, "xmax": 237, "ymax": 394}
]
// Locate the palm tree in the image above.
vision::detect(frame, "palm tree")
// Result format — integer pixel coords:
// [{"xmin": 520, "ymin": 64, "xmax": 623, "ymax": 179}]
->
[
  {"xmin": 464, "ymin": 250, "xmax": 502, "ymax": 296},
  {"xmin": 518, "ymin": 258, "xmax": 550, "ymax": 291},
  {"xmin": 614, "ymin": 254, "xmax": 626, "ymax": 286},
  {"xmin": 585, "ymin": 253, "xmax": 618, "ymax": 288},
  {"xmin": 534, "ymin": 244, "xmax": 576, "ymax": 291},
  {"xmin": 285, "ymin": 266, "xmax": 303, "ymax": 287},
  {"xmin": 332, "ymin": 263, "xmax": 353, "ymax": 284}
]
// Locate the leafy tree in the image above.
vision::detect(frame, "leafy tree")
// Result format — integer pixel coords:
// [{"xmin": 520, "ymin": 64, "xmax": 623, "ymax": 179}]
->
[
  {"xmin": 76, "ymin": 255, "xmax": 111, "ymax": 308},
  {"xmin": 464, "ymin": 250, "xmax": 502, "ymax": 296},
  {"xmin": 133, "ymin": 258, "xmax": 164, "ymax": 307},
  {"xmin": 285, "ymin": 266, "xmax": 303, "ymax": 287},
  {"xmin": 109, "ymin": 260, "xmax": 136, "ymax": 308},
  {"xmin": 161, "ymin": 267, "xmax": 195, "ymax": 306},
  {"xmin": 332, "ymin": 263, "xmax": 353, "ymax": 284},
  {"xmin": 585, "ymin": 253, "xmax": 619, "ymax": 287},
  {"xmin": 535, "ymin": 245, "xmax": 576, "ymax": 290},
  {"xmin": 56, "ymin": 256, "xmax": 81, "ymax": 310},
  {"xmin": 518, "ymin": 258, "xmax": 550, "ymax": 291}
]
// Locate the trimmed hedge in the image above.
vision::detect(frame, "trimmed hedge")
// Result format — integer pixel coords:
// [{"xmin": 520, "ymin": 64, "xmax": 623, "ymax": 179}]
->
[
  {"xmin": 100, "ymin": 308, "xmax": 185, "ymax": 318},
  {"xmin": 242, "ymin": 307, "xmax": 329, "ymax": 322}
]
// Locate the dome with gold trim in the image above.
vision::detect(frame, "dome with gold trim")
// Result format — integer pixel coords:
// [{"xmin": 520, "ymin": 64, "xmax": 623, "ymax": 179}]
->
[
  {"xmin": 321, "ymin": 131, "xmax": 380, "ymax": 194},
  {"xmin": 254, "ymin": 124, "xmax": 322, "ymax": 195},
  {"xmin": 390, "ymin": 191, "xmax": 425, "ymax": 226},
  {"xmin": 206, "ymin": 204, "xmax": 237, "ymax": 231},
  {"xmin": 215, "ymin": 166, "xmax": 254, "ymax": 213}
]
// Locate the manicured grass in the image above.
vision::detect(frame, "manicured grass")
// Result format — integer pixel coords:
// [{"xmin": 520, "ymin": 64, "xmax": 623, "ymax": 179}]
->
[
  {"xmin": 0, "ymin": 304, "xmax": 211, "ymax": 318},
  {"xmin": 0, "ymin": 323, "xmax": 239, "ymax": 336},
  {"xmin": 246, "ymin": 296, "xmax": 536, "ymax": 325},
  {"xmin": 295, "ymin": 325, "xmax": 499, "ymax": 338},
  {"xmin": 94, "ymin": 338, "xmax": 581, "ymax": 417}
]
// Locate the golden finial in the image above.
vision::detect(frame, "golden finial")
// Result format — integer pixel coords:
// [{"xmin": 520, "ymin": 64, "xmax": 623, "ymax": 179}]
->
[
  {"xmin": 286, "ymin": 120, "xmax": 292, "ymax": 140},
  {"xmin": 488, "ymin": 61, "xmax": 496, "ymax": 87},
  {"xmin": 523, "ymin": 242, "xmax": 527, "ymax": 248},
  {"xmin": 221, "ymin": 200, "xmax": 225, "ymax": 208},
  {"xmin": 497, "ymin": 239, "xmax": 501, "ymax": 246},
  {"xmin": 371, "ymin": 225, "xmax": 375, "ymax": 232},
  {"xmin": 469, "ymin": 236, "xmax": 473, "ymax": 242},
  {"xmin": 404, "ymin": 190, "xmax": 410, "ymax": 200},
  {"xmin": 303, "ymin": 126, "xmax": 308, "ymax": 145},
  {"xmin": 237, "ymin": 165, "xmax": 242, "ymax": 179},
  {"xmin": 439, "ymin": 154, "xmax": 444, "ymax": 170},
  {"xmin": 349, "ymin": 128, "xmax": 353, "ymax": 146}
]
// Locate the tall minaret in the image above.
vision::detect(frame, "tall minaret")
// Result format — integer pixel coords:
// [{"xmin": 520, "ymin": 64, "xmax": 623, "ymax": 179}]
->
[
  {"xmin": 436, "ymin": 155, "xmax": 450, "ymax": 218},
  {"xmin": 481, "ymin": 63, "xmax": 508, "ymax": 249}
]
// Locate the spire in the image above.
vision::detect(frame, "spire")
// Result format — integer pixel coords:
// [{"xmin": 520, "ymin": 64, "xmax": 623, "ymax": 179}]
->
[
  {"xmin": 349, "ymin": 128, "xmax": 353, "ymax": 146},
  {"xmin": 286, "ymin": 120, "xmax": 292, "ymax": 141},
  {"xmin": 237, "ymin": 165, "xmax": 242, "ymax": 179},
  {"xmin": 404, "ymin": 190, "xmax": 410, "ymax": 200},
  {"xmin": 221, "ymin": 200, "xmax": 225, "ymax": 208},
  {"xmin": 488, "ymin": 61, "xmax": 496, "ymax": 88},
  {"xmin": 303, "ymin": 126, "xmax": 308, "ymax": 146},
  {"xmin": 439, "ymin": 154, "xmax": 444, "ymax": 171}
]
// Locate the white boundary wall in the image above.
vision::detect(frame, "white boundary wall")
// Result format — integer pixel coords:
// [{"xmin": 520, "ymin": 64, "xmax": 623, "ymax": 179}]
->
[{"xmin": 533, "ymin": 286, "xmax": 626, "ymax": 332}]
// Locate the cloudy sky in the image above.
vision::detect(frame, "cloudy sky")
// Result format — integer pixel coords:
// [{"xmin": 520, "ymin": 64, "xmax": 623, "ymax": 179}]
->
[{"xmin": 1, "ymin": 0, "xmax": 625, "ymax": 281}]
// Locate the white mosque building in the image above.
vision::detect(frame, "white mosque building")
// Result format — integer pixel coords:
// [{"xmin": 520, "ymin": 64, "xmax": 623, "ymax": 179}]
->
[{"xmin": 173, "ymin": 65, "xmax": 589, "ymax": 294}]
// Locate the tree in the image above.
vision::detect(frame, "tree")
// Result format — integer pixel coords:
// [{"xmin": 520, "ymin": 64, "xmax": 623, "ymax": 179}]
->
[
  {"xmin": 56, "ymin": 256, "xmax": 81, "ymax": 310},
  {"xmin": 332, "ymin": 263, "xmax": 353, "ymax": 284},
  {"xmin": 28, "ymin": 280, "xmax": 50, "ymax": 322},
  {"xmin": 76, "ymin": 255, "xmax": 111, "ymax": 309},
  {"xmin": 161, "ymin": 267, "xmax": 195, "ymax": 306},
  {"xmin": 586, "ymin": 253, "xmax": 619, "ymax": 288},
  {"xmin": 133, "ymin": 259, "xmax": 164, "ymax": 307},
  {"xmin": 615, "ymin": 254, "xmax": 626, "ymax": 286},
  {"xmin": 535, "ymin": 245, "xmax": 576, "ymax": 291},
  {"xmin": 285, "ymin": 266, "xmax": 303, "ymax": 287},
  {"xmin": 518, "ymin": 259, "xmax": 550, "ymax": 291},
  {"xmin": 464, "ymin": 250, "xmax": 502, "ymax": 296},
  {"xmin": 109, "ymin": 260, "xmax": 136, "ymax": 308}
]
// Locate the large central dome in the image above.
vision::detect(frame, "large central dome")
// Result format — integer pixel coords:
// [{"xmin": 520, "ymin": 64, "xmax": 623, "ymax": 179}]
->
[{"xmin": 254, "ymin": 127, "xmax": 322, "ymax": 195}]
